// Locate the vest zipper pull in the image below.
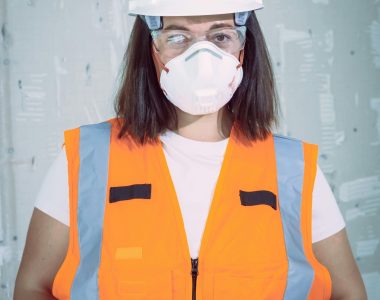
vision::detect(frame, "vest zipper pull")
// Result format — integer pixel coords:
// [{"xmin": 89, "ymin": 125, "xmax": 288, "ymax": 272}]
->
[{"xmin": 191, "ymin": 258, "xmax": 199, "ymax": 300}]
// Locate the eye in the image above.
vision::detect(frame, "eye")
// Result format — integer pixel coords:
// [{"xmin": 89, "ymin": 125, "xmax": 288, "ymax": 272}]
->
[
  {"xmin": 213, "ymin": 33, "xmax": 232, "ymax": 43},
  {"xmin": 166, "ymin": 34, "xmax": 189, "ymax": 45}
]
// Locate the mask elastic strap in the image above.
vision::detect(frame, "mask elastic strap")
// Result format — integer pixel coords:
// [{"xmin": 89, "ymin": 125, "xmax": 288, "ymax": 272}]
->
[{"xmin": 151, "ymin": 43, "xmax": 169, "ymax": 81}]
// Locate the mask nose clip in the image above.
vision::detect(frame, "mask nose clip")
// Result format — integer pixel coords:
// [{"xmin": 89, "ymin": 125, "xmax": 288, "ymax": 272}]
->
[{"xmin": 185, "ymin": 48, "xmax": 223, "ymax": 62}]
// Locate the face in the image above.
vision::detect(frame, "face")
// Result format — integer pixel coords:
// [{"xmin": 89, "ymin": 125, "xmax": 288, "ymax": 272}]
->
[{"xmin": 157, "ymin": 14, "xmax": 241, "ymax": 65}]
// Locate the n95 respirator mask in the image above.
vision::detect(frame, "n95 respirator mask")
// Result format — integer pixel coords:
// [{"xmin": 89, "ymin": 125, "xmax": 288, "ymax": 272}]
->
[{"xmin": 156, "ymin": 41, "xmax": 244, "ymax": 115}]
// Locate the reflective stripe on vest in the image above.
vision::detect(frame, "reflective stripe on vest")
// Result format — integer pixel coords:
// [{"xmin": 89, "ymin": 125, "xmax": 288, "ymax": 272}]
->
[
  {"xmin": 274, "ymin": 135, "xmax": 314, "ymax": 299},
  {"xmin": 71, "ymin": 122, "xmax": 111, "ymax": 300}
]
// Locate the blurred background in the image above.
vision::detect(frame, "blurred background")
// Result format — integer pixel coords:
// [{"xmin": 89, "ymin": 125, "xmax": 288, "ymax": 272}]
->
[{"xmin": 0, "ymin": 0, "xmax": 379, "ymax": 299}]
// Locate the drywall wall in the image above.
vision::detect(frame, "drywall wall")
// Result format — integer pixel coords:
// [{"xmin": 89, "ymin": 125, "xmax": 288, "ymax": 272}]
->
[{"xmin": 0, "ymin": 0, "xmax": 379, "ymax": 298}]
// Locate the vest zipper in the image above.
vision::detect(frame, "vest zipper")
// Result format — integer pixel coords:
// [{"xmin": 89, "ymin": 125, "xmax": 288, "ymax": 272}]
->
[{"xmin": 191, "ymin": 258, "xmax": 199, "ymax": 300}]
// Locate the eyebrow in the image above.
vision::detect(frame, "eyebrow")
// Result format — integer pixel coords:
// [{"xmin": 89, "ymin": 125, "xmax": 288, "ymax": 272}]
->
[{"xmin": 163, "ymin": 22, "xmax": 234, "ymax": 31}]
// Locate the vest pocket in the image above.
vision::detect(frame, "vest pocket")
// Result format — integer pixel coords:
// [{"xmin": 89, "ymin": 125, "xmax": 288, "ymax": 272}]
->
[
  {"xmin": 110, "ymin": 184, "xmax": 151, "ymax": 203},
  {"xmin": 239, "ymin": 190, "xmax": 277, "ymax": 210},
  {"xmin": 117, "ymin": 269, "xmax": 173, "ymax": 300},
  {"xmin": 212, "ymin": 272, "xmax": 287, "ymax": 300}
]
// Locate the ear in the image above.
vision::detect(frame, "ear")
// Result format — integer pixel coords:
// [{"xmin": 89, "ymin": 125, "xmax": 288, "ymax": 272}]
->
[
  {"xmin": 151, "ymin": 43, "xmax": 169, "ymax": 81},
  {"xmin": 237, "ymin": 49, "xmax": 245, "ymax": 68}
]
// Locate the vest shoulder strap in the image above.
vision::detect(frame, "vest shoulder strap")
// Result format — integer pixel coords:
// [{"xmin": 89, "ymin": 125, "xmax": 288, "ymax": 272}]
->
[{"xmin": 61, "ymin": 120, "xmax": 112, "ymax": 299}]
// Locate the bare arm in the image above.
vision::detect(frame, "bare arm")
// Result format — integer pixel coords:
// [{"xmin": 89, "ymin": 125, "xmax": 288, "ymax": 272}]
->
[
  {"xmin": 14, "ymin": 208, "xmax": 69, "ymax": 300},
  {"xmin": 312, "ymin": 228, "xmax": 367, "ymax": 300}
]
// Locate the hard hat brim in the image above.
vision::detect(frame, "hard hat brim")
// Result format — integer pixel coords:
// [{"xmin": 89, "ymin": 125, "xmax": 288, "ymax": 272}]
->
[{"xmin": 128, "ymin": 1, "xmax": 264, "ymax": 17}]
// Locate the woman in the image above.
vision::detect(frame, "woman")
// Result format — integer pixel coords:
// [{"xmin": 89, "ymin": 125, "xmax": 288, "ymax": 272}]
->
[{"xmin": 14, "ymin": 1, "xmax": 367, "ymax": 299}]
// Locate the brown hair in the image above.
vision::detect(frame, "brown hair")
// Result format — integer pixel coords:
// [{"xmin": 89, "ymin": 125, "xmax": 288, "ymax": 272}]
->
[{"xmin": 114, "ymin": 12, "xmax": 279, "ymax": 145}]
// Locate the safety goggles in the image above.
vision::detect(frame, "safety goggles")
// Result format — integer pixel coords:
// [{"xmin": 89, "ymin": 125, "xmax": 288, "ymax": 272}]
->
[{"xmin": 151, "ymin": 26, "xmax": 247, "ymax": 59}]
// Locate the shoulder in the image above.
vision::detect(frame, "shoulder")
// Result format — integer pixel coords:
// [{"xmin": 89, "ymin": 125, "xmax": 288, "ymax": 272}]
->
[
  {"xmin": 272, "ymin": 133, "xmax": 318, "ymax": 158},
  {"xmin": 64, "ymin": 118, "xmax": 118, "ymax": 134},
  {"xmin": 63, "ymin": 118, "xmax": 121, "ymax": 147},
  {"xmin": 272, "ymin": 133, "xmax": 300, "ymax": 142},
  {"xmin": 272, "ymin": 133, "xmax": 316, "ymax": 146}
]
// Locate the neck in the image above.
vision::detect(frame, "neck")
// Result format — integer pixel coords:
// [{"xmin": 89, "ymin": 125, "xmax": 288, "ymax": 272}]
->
[{"xmin": 174, "ymin": 106, "xmax": 233, "ymax": 142}]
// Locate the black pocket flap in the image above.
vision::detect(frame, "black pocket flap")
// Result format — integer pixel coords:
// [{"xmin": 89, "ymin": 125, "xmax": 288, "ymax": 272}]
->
[
  {"xmin": 239, "ymin": 190, "xmax": 277, "ymax": 210},
  {"xmin": 110, "ymin": 184, "xmax": 151, "ymax": 203}
]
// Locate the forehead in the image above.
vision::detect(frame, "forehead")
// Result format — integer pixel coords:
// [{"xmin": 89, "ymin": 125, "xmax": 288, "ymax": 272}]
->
[{"xmin": 162, "ymin": 14, "xmax": 234, "ymax": 30}]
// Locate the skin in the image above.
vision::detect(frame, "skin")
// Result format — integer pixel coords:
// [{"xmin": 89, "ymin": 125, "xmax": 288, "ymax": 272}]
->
[
  {"xmin": 14, "ymin": 14, "xmax": 367, "ymax": 300},
  {"xmin": 14, "ymin": 208, "xmax": 68, "ymax": 299}
]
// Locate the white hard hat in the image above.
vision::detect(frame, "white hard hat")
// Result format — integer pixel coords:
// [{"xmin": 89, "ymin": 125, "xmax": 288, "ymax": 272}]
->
[{"xmin": 128, "ymin": 0, "xmax": 263, "ymax": 17}]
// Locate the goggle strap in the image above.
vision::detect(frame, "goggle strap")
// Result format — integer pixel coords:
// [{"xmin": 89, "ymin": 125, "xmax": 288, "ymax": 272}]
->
[
  {"xmin": 234, "ymin": 11, "xmax": 251, "ymax": 26},
  {"xmin": 143, "ymin": 15, "xmax": 163, "ymax": 31}
]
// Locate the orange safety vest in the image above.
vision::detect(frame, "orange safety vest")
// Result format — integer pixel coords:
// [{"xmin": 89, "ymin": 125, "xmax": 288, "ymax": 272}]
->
[{"xmin": 52, "ymin": 118, "xmax": 331, "ymax": 300}]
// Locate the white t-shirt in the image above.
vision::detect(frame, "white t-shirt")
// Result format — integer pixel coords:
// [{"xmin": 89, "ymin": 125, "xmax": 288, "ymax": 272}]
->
[{"xmin": 35, "ymin": 130, "xmax": 346, "ymax": 258}]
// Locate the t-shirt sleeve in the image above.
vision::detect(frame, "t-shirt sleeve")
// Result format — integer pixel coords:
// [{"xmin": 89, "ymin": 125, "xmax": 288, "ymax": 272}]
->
[
  {"xmin": 34, "ymin": 146, "xmax": 70, "ymax": 226},
  {"xmin": 311, "ymin": 164, "xmax": 346, "ymax": 243}
]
